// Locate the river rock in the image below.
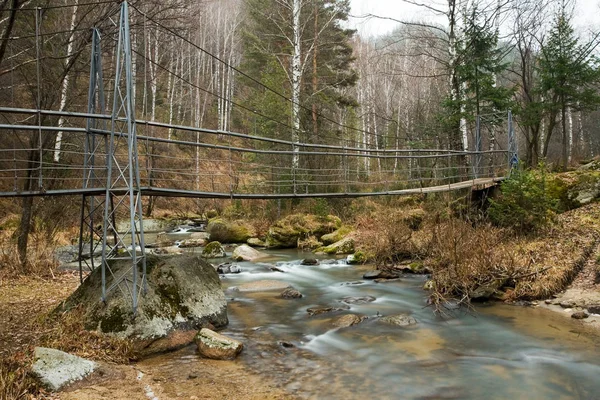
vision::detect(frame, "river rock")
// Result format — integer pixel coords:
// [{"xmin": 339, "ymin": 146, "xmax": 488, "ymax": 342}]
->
[
  {"xmin": 342, "ymin": 296, "xmax": 376, "ymax": 305},
  {"xmin": 320, "ymin": 226, "xmax": 353, "ymax": 245},
  {"xmin": 216, "ymin": 263, "xmax": 242, "ymax": 274},
  {"xmin": 151, "ymin": 245, "xmax": 183, "ymax": 255},
  {"xmin": 31, "ymin": 347, "xmax": 97, "ymax": 391},
  {"xmin": 378, "ymin": 314, "xmax": 417, "ymax": 327},
  {"xmin": 301, "ymin": 257, "xmax": 319, "ymax": 266},
  {"xmin": 195, "ymin": 328, "xmax": 243, "ymax": 360},
  {"xmin": 190, "ymin": 232, "xmax": 210, "ymax": 240},
  {"xmin": 280, "ymin": 287, "xmax": 303, "ymax": 299},
  {"xmin": 571, "ymin": 311, "xmax": 589, "ymax": 319},
  {"xmin": 265, "ymin": 214, "xmax": 341, "ymax": 248},
  {"xmin": 56, "ymin": 255, "xmax": 228, "ymax": 355},
  {"xmin": 316, "ymin": 237, "xmax": 355, "ymax": 255},
  {"xmin": 232, "ymin": 244, "xmax": 266, "ymax": 261},
  {"xmin": 346, "ymin": 251, "xmax": 367, "ymax": 265},
  {"xmin": 207, "ymin": 218, "xmax": 255, "ymax": 244},
  {"xmin": 231, "ymin": 280, "xmax": 292, "ymax": 293},
  {"xmin": 307, "ymin": 305, "xmax": 350, "ymax": 316},
  {"xmin": 178, "ymin": 238, "xmax": 207, "ymax": 248},
  {"xmin": 586, "ymin": 305, "xmax": 600, "ymax": 314},
  {"xmin": 363, "ymin": 270, "xmax": 400, "ymax": 280},
  {"xmin": 145, "ymin": 240, "xmax": 176, "ymax": 249},
  {"xmin": 332, "ymin": 314, "xmax": 367, "ymax": 328},
  {"xmin": 202, "ymin": 241, "xmax": 226, "ymax": 258},
  {"xmin": 247, "ymin": 238, "xmax": 266, "ymax": 247}
]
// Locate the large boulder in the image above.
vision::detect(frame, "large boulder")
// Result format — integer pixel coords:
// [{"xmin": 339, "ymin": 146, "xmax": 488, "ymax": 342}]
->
[
  {"xmin": 31, "ymin": 347, "xmax": 97, "ymax": 391},
  {"xmin": 231, "ymin": 244, "xmax": 266, "ymax": 261},
  {"xmin": 56, "ymin": 255, "xmax": 228, "ymax": 355},
  {"xmin": 195, "ymin": 328, "xmax": 243, "ymax": 360},
  {"xmin": 202, "ymin": 241, "xmax": 226, "ymax": 258},
  {"xmin": 316, "ymin": 237, "xmax": 355, "ymax": 255},
  {"xmin": 320, "ymin": 226, "xmax": 353, "ymax": 245},
  {"xmin": 265, "ymin": 214, "xmax": 342, "ymax": 249},
  {"xmin": 207, "ymin": 218, "xmax": 255, "ymax": 243}
]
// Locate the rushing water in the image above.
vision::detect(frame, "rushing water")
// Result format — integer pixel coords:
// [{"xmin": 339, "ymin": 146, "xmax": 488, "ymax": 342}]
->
[{"xmin": 146, "ymin": 243, "xmax": 600, "ymax": 399}]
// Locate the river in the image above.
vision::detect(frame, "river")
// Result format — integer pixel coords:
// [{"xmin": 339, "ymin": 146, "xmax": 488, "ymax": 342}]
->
[{"xmin": 141, "ymin": 246, "xmax": 600, "ymax": 399}]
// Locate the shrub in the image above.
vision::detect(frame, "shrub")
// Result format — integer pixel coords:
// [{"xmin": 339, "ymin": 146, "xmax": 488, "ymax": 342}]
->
[{"xmin": 488, "ymin": 168, "xmax": 556, "ymax": 232}]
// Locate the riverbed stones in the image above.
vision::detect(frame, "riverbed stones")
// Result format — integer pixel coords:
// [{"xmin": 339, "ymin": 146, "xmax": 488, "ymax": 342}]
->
[
  {"xmin": 378, "ymin": 314, "xmax": 417, "ymax": 327},
  {"xmin": 341, "ymin": 296, "xmax": 376, "ymax": 305},
  {"xmin": 363, "ymin": 270, "xmax": 400, "ymax": 280},
  {"xmin": 232, "ymin": 244, "xmax": 266, "ymax": 261},
  {"xmin": 31, "ymin": 347, "xmax": 97, "ymax": 391},
  {"xmin": 151, "ymin": 245, "xmax": 183, "ymax": 255},
  {"xmin": 178, "ymin": 238, "xmax": 206, "ymax": 248},
  {"xmin": 216, "ymin": 263, "xmax": 242, "ymax": 274},
  {"xmin": 202, "ymin": 241, "xmax": 226, "ymax": 258},
  {"xmin": 301, "ymin": 257, "xmax": 319, "ymax": 266},
  {"xmin": 587, "ymin": 305, "xmax": 600, "ymax": 314},
  {"xmin": 332, "ymin": 314, "xmax": 367, "ymax": 328},
  {"xmin": 194, "ymin": 328, "xmax": 243, "ymax": 360},
  {"xmin": 231, "ymin": 280, "xmax": 292, "ymax": 293},
  {"xmin": 280, "ymin": 287, "xmax": 303, "ymax": 299},
  {"xmin": 265, "ymin": 214, "xmax": 341, "ymax": 248},
  {"xmin": 56, "ymin": 255, "xmax": 228, "ymax": 355},
  {"xmin": 571, "ymin": 311, "xmax": 589, "ymax": 319},
  {"xmin": 307, "ymin": 305, "xmax": 349, "ymax": 316}
]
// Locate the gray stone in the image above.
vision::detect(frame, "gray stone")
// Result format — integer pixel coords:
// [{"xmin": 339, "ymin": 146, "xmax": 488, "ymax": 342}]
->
[
  {"xmin": 307, "ymin": 305, "xmax": 350, "ymax": 316},
  {"xmin": 571, "ymin": 311, "xmax": 589, "ymax": 319},
  {"xmin": 216, "ymin": 263, "xmax": 242, "ymax": 274},
  {"xmin": 232, "ymin": 244, "xmax": 266, "ymax": 261},
  {"xmin": 378, "ymin": 314, "xmax": 417, "ymax": 327},
  {"xmin": 31, "ymin": 347, "xmax": 97, "ymax": 391},
  {"xmin": 342, "ymin": 296, "xmax": 376, "ymax": 304},
  {"xmin": 56, "ymin": 255, "xmax": 228, "ymax": 354},
  {"xmin": 363, "ymin": 270, "xmax": 399, "ymax": 280},
  {"xmin": 332, "ymin": 314, "xmax": 367, "ymax": 328},
  {"xmin": 301, "ymin": 258, "xmax": 319, "ymax": 266},
  {"xmin": 151, "ymin": 245, "xmax": 183, "ymax": 255},
  {"xmin": 178, "ymin": 238, "xmax": 207, "ymax": 248},
  {"xmin": 280, "ymin": 287, "xmax": 303, "ymax": 299},
  {"xmin": 195, "ymin": 328, "xmax": 243, "ymax": 360},
  {"xmin": 587, "ymin": 305, "xmax": 600, "ymax": 314}
]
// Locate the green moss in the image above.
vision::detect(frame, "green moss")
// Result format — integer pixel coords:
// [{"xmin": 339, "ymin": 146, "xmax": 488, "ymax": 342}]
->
[
  {"xmin": 202, "ymin": 241, "xmax": 225, "ymax": 258},
  {"xmin": 99, "ymin": 306, "xmax": 127, "ymax": 332},
  {"xmin": 316, "ymin": 237, "xmax": 355, "ymax": 255},
  {"xmin": 321, "ymin": 225, "xmax": 353, "ymax": 245},
  {"xmin": 207, "ymin": 218, "xmax": 254, "ymax": 243},
  {"xmin": 266, "ymin": 214, "xmax": 342, "ymax": 248}
]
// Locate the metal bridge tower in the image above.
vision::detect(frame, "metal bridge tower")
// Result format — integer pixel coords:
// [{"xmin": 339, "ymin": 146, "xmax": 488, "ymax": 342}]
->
[{"xmin": 77, "ymin": 2, "xmax": 146, "ymax": 314}]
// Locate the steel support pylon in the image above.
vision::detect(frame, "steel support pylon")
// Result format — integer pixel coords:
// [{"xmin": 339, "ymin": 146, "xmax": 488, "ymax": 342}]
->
[
  {"xmin": 78, "ymin": 28, "xmax": 114, "ymax": 283},
  {"xmin": 99, "ymin": 1, "xmax": 146, "ymax": 314},
  {"xmin": 507, "ymin": 110, "xmax": 518, "ymax": 171}
]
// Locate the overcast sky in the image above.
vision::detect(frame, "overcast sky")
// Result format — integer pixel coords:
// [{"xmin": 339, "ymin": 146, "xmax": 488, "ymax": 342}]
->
[{"xmin": 349, "ymin": 0, "xmax": 600, "ymax": 38}]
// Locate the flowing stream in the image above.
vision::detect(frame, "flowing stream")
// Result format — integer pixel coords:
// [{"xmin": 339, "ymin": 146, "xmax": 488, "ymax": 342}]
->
[{"xmin": 141, "ymin": 243, "xmax": 600, "ymax": 399}]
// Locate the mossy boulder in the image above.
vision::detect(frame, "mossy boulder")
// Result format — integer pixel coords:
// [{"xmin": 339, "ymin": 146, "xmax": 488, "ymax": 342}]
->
[
  {"xmin": 320, "ymin": 226, "xmax": 353, "ymax": 245},
  {"xmin": 265, "ymin": 214, "xmax": 342, "ymax": 249},
  {"xmin": 549, "ymin": 169, "xmax": 600, "ymax": 211},
  {"xmin": 55, "ymin": 255, "xmax": 228, "ymax": 355},
  {"xmin": 202, "ymin": 241, "xmax": 226, "ymax": 258},
  {"xmin": 207, "ymin": 218, "xmax": 255, "ymax": 243},
  {"xmin": 346, "ymin": 250, "xmax": 368, "ymax": 264},
  {"xmin": 316, "ymin": 237, "xmax": 355, "ymax": 255}
]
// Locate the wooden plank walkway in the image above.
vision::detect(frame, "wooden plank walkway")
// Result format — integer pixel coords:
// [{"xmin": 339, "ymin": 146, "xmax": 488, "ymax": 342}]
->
[{"xmin": 0, "ymin": 177, "xmax": 505, "ymax": 199}]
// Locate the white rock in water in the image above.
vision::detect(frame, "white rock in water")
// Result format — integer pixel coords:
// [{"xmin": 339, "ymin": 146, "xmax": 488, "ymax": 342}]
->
[
  {"xmin": 231, "ymin": 244, "xmax": 266, "ymax": 261},
  {"xmin": 31, "ymin": 347, "xmax": 97, "ymax": 391}
]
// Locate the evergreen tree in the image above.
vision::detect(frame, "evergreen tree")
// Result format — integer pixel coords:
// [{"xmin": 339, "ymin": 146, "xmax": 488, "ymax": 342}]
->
[{"xmin": 537, "ymin": 8, "xmax": 600, "ymax": 170}]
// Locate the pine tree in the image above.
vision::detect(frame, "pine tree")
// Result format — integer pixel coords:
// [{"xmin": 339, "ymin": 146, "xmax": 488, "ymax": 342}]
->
[{"xmin": 538, "ymin": 9, "xmax": 600, "ymax": 170}]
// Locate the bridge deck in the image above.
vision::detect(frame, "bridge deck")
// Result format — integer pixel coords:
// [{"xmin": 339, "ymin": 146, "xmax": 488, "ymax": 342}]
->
[{"xmin": 0, "ymin": 177, "xmax": 504, "ymax": 199}]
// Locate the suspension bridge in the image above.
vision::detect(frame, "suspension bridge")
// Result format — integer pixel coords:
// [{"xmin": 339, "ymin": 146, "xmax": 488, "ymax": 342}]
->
[{"xmin": 0, "ymin": 2, "xmax": 517, "ymax": 312}]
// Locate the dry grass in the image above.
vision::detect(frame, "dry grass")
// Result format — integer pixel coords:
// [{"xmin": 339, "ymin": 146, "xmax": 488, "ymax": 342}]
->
[{"xmin": 0, "ymin": 273, "xmax": 134, "ymax": 400}]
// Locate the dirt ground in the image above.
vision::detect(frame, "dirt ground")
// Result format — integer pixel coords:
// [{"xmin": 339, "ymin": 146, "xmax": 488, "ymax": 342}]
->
[{"xmin": 0, "ymin": 272, "xmax": 294, "ymax": 400}]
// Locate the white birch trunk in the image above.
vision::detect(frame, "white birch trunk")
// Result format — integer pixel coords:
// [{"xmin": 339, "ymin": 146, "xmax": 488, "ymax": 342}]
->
[
  {"xmin": 291, "ymin": 0, "xmax": 302, "ymax": 171},
  {"xmin": 53, "ymin": 0, "xmax": 78, "ymax": 162}
]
